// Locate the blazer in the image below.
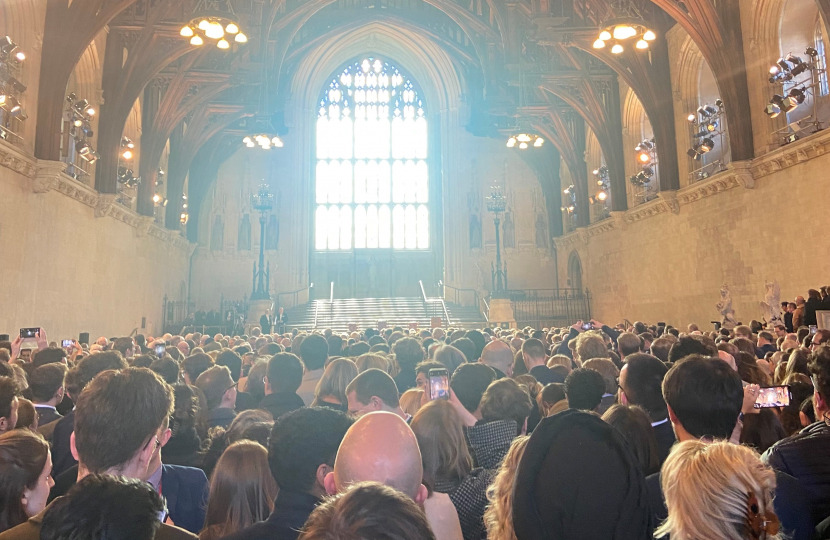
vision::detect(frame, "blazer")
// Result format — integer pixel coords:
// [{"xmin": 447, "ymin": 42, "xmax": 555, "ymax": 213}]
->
[
  {"xmin": 34, "ymin": 406, "xmax": 61, "ymax": 426},
  {"xmin": 161, "ymin": 464, "xmax": 210, "ymax": 534},
  {"xmin": 50, "ymin": 410, "xmax": 77, "ymax": 477}
]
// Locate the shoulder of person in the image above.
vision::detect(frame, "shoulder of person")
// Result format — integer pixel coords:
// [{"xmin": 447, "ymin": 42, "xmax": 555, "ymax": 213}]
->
[
  {"xmin": 0, "ymin": 519, "xmax": 41, "ymax": 540},
  {"xmin": 156, "ymin": 523, "xmax": 199, "ymax": 540},
  {"xmin": 163, "ymin": 464, "xmax": 209, "ymax": 483}
]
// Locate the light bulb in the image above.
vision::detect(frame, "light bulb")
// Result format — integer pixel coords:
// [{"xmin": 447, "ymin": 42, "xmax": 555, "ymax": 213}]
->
[
  {"xmin": 86, "ymin": 107, "xmax": 95, "ymax": 115},
  {"xmin": 643, "ymin": 30, "xmax": 656, "ymax": 41},
  {"xmin": 198, "ymin": 19, "xmax": 210, "ymax": 30},
  {"xmin": 225, "ymin": 23, "xmax": 239, "ymax": 34},
  {"xmin": 593, "ymin": 39, "xmax": 606, "ymax": 49},
  {"xmin": 180, "ymin": 26, "xmax": 194, "ymax": 37},
  {"xmin": 534, "ymin": 138, "xmax": 544, "ymax": 147},
  {"xmin": 205, "ymin": 22, "xmax": 225, "ymax": 39},
  {"xmin": 611, "ymin": 44, "xmax": 624, "ymax": 54},
  {"xmin": 246, "ymin": 141, "xmax": 255, "ymax": 148},
  {"xmin": 519, "ymin": 142, "xmax": 528, "ymax": 149},
  {"xmin": 217, "ymin": 38, "xmax": 230, "ymax": 49},
  {"xmin": 190, "ymin": 35, "xmax": 203, "ymax": 46},
  {"xmin": 599, "ymin": 30, "xmax": 612, "ymax": 41},
  {"xmin": 597, "ymin": 191, "xmax": 607, "ymax": 201},
  {"xmin": 243, "ymin": 136, "xmax": 252, "ymax": 144},
  {"xmin": 517, "ymin": 133, "xmax": 531, "ymax": 143},
  {"xmin": 73, "ymin": 118, "xmax": 84, "ymax": 127},
  {"xmin": 15, "ymin": 51, "xmax": 25, "ymax": 61},
  {"xmin": 234, "ymin": 33, "xmax": 247, "ymax": 43},
  {"xmin": 635, "ymin": 39, "xmax": 649, "ymax": 50},
  {"xmin": 613, "ymin": 25, "xmax": 633, "ymax": 40},
  {"xmin": 507, "ymin": 137, "xmax": 516, "ymax": 148},
  {"xmin": 638, "ymin": 153, "xmax": 651, "ymax": 163},
  {"xmin": 687, "ymin": 113, "xmax": 696, "ymax": 122},
  {"xmin": 122, "ymin": 150, "xmax": 133, "ymax": 160}
]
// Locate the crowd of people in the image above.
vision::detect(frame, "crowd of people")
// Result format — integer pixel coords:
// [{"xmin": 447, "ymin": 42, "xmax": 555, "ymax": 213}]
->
[{"xmin": 0, "ymin": 286, "xmax": 829, "ymax": 540}]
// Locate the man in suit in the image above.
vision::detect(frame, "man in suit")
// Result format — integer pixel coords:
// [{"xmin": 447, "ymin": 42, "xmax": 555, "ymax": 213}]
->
[
  {"xmin": 260, "ymin": 309, "xmax": 273, "ymax": 334},
  {"xmin": 522, "ymin": 338, "xmax": 557, "ymax": 385},
  {"xmin": 29, "ymin": 364, "xmax": 66, "ymax": 427},
  {"xmin": 0, "ymin": 367, "xmax": 196, "ymax": 540},
  {"xmin": 275, "ymin": 307, "xmax": 289, "ymax": 334}
]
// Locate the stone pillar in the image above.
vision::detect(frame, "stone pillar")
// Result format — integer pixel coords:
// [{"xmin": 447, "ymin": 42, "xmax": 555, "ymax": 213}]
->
[{"xmin": 489, "ymin": 298, "xmax": 517, "ymax": 329}]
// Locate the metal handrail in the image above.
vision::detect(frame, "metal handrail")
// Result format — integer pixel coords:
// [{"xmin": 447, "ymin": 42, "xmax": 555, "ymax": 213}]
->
[
  {"xmin": 420, "ymin": 280, "xmax": 452, "ymax": 326},
  {"xmin": 329, "ymin": 282, "xmax": 334, "ymax": 328},
  {"xmin": 480, "ymin": 296, "xmax": 490, "ymax": 322},
  {"xmin": 444, "ymin": 284, "xmax": 487, "ymax": 322},
  {"xmin": 418, "ymin": 280, "xmax": 428, "ymax": 303},
  {"xmin": 275, "ymin": 283, "xmax": 313, "ymax": 310},
  {"xmin": 314, "ymin": 299, "xmax": 320, "ymax": 329},
  {"xmin": 329, "ymin": 282, "xmax": 334, "ymax": 303}
]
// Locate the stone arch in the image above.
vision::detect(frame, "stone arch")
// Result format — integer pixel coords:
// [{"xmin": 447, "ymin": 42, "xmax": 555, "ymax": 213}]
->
[
  {"xmin": 567, "ymin": 250, "xmax": 583, "ymax": 292},
  {"xmin": 621, "ymin": 86, "xmax": 654, "ymax": 206}
]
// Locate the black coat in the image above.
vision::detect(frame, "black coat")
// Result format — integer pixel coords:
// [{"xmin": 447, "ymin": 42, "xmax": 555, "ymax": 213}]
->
[
  {"xmin": 258, "ymin": 392, "xmax": 305, "ymax": 421},
  {"xmin": 219, "ymin": 491, "xmax": 320, "ymax": 540},
  {"xmin": 806, "ymin": 297, "xmax": 822, "ymax": 326}
]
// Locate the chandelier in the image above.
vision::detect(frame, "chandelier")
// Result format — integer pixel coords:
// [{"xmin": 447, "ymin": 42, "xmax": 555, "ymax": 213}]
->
[
  {"xmin": 505, "ymin": 63, "xmax": 544, "ymax": 150},
  {"xmin": 242, "ymin": 115, "xmax": 284, "ymax": 150},
  {"xmin": 593, "ymin": 0, "xmax": 655, "ymax": 54},
  {"xmin": 180, "ymin": 0, "xmax": 247, "ymax": 49}
]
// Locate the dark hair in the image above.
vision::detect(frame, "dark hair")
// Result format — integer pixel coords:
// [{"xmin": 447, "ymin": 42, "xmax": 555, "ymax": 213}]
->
[
  {"xmin": 75, "ymin": 352, "xmax": 129, "ymax": 391},
  {"xmin": 267, "ymin": 353, "xmax": 304, "ymax": 394},
  {"xmin": 345, "ymin": 369, "xmax": 400, "ymax": 408},
  {"xmin": 327, "ymin": 335, "xmax": 343, "ymax": 356},
  {"xmin": 539, "ymin": 383, "xmax": 566, "ymax": 408},
  {"xmin": 564, "ymin": 368, "xmax": 605, "ymax": 411},
  {"xmin": 300, "ymin": 335, "xmax": 329, "ymax": 371},
  {"xmin": 31, "ymin": 347, "xmax": 67, "ymax": 369},
  {"xmin": 735, "ymin": 351, "xmax": 769, "ymax": 385},
  {"xmin": 112, "ymin": 337, "xmax": 134, "ymax": 358},
  {"xmin": 216, "ymin": 350, "xmax": 243, "ymax": 382},
  {"xmin": 0, "ymin": 377, "xmax": 20, "ymax": 424},
  {"xmin": 392, "ymin": 338, "xmax": 425, "ymax": 369},
  {"xmin": 0, "ymin": 430, "xmax": 50, "ymax": 532},
  {"xmin": 480, "ymin": 378, "xmax": 532, "ymax": 434},
  {"xmin": 29, "ymin": 363, "xmax": 67, "ymax": 403},
  {"xmin": 663, "ymin": 355, "xmax": 743, "ymax": 439},
  {"xmin": 182, "ymin": 353, "xmax": 215, "ymax": 384},
  {"xmin": 298, "ymin": 482, "xmax": 436, "ymax": 540},
  {"xmin": 780, "ymin": 381, "xmax": 815, "ymax": 435},
  {"xmin": 730, "ymin": 337, "xmax": 756, "ymax": 358},
  {"xmin": 601, "ymin": 405, "xmax": 660, "ymax": 476},
  {"xmin": 267, "ymin": 408, "xmax": 352, "ymax": 493},
  {"xmin": 668, "ymin": 335, "xmax": 718, "ymax": 363},
  {"xmin": 450, "ymin": 338, "xmax": 476, "ymax": 364},
  {"xmin": 415, "ymin": 361, "xmax": 444, "ymax": 377},
  {"xmin": 617, "ymin": 333, "xmax": 642, "ymax": 357},
  {"xmin": 40, "ymin": 474, "xmax": 164, "ymax": 540},
  {"xmin": 195, "ymin": 365, "xmax": 235, "ymax": 410},
  {"xmin": 740, "ymin": 408, "xmax": 787, "ymax": 453},
  {"xmin": 809, "ymin": 345, "xmax": 830, "ymax": 404},
  {"xmin": 621, "ymin": 354, "xmax": 668, "ymax": 421},
  {"xmin": 349, "ymin": 342, "xmax": 370, "ymax": 357},
  {"xmin": 649, "ymin": 338, "xmax": 674, "ymax": 362},
  {"xmin": 75, "ymin": 368, "xmax": 174, "ymax": 473},
  {"xmin": 450, "ymin": 363, "xmax": 495, "ymax": 413},
  {"xmin": 149, "ymin": 357, "xmax": 179, "ymax": 385},
  {"xmin": 368, "ymin": 335, "xmax": 386, "ymax": 347},
  {"xmin": 464, "ymin": 330, "xmax": 485, "ymax": 361},
  {"xmin": 521, "ymin": 338, "xmax": 546, "ymax": 361},
  {"xmin": 130, "ymin": 355, "xmax": 154, "ymax": 369}
]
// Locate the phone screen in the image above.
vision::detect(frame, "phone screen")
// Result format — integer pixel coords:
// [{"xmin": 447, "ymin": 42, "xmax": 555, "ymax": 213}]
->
[
  {"xmin": 155, "ymin": 345, "xmax": 166, "ymax": 357},
  {"xmin": 20, "ymin": 328, "xmax": 38, "ymax": 339},
  {"xmin": 582, "ymin": 323, "xmax": 593, "ymax": 331},
  {"xmin": 428, "ymin": 368, "xmax": 449, "ymax": 400},
  {"xmin": 810, "ymin": 325, "xmax": 818, "ymax": 335},
  {"xmin": 61, "ymin": 339, "xmax": 73, "ymax": 348},
  {"xmin": 755, "ymin": 386, "xmax": 791, "ymax": 409}
]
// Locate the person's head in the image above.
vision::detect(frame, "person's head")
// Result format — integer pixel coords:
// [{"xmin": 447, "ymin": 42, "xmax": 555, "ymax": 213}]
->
[
  {"xmin": 582, "ymin": 358, "xmax": 619, "ymax": 395},
  {"xmin": 663, "ymin": 355, "xmax": 743, "ymax": 441},
  {"xmin": 181, "ymin": 353, "xmax": 214, "ymax": 385},
  {"xmin": 195, "ymin": 365, "xmax": 237, "ymax": 411},
  {"xmin": 392, "ymin": 338, "xmax": 425, "ymax": 370},
  {"xmin": 40, "ymin": 474, "xmax": 164, "ymax": 540},
  {"xmin": 433, "ymin": 345, "xmax": 466, "ymax": 376},
  {"xmin": 325, "ymin": 412, "xmax": 427, "ymax": 504},
  {"xmin": 512, "ymin": 410, "xmax": 652, "ymax": 540},
  {"xmin": 0, "ymin": 377, "xmax": 20, "ymax": 434},
  {"xmin": 399, "ymin": 388, "xmax": 423, "ymax": 417},
  {"xmin": 411, "ymin": 399, "xmax": 472, "ymax": 490},
  {"xmin": 809, "ymin": 345, "xmax": 830, "ymax": 419},
  {"xmin": 14, "ymin": 399, "xmax": 36, "ymax": 431},
  {"xmin": 29, "ymin": 363, "xmax": 67, "ymax": 405},
  {"xmin": 657, "ymin": 440, "xmax": 780, "ymax": 540},
  {"xmin": 327, "ymin": 335, "xmax": 343, "ymax": 357},
  {"xmin": 618, "ymin": 353, "xmax": 668, "ymax": 421},
  {"xmin": 739, "ymin": 408, "xmax": 787, "ymax": 453},
  {"xmin": 72, "ymin": 368, "xmax": 173, "ymax": 480},
  {"xmin": 265, "ymin": 353, "xmax": 304, "ymax": 395},
  {"xmin": 564, "ymin": 368, "xmax": 605, "ymax": 411},
  {"xmin": 354, "ymin": 353, "xmax": 388, "ymax": 373},
  {"xmin": 811, "ymin": 329, "xmax": 830, "ymax": 350},
  {"xmin": 601, "ymin": 405, "xmax": 660, "ymax": 476},
  {"xmin": 312, "ymin": 358, "xmax": 358, "ymax": 406},
  {"xmin": 300, "ymin": 334, "xmax": 329, "ymax": 371},
  {"xmin": 574, "ymin": 332, "xmax": 609, "ymax": 364},
  {"xmin": 668, "ymin": 335, "xmax": 718, "ymax": 363},
  {"xmin": 268, "ymin": 407, "xmax": 353, "ymax": 496},
  {"xmin": 450, "ymin": 337, "xmax": 476, "ymax": 364},
  {"xmin": 203, "ymin": 440, "xmax": 278, "ymax": 538},
  {"xmin": 617, "ymin": 333, "xmax": 642, "ymax": 358},
  {"xmin": 31, "ymin": 347, "xmax": 67, "ymax": 369},
  {"xmin": 299, "ymin": 482, "xmax": 436, "ymax": 540},
  {"xmin": 148, "ymin": 357, "xmax": 179, "ymax": 385},
  {"xmin": 414, "ymin": 361, "xmax": 444, "ymax": 391},
  {"xmin": 215, "ymin": 350, "xmax": 243, "ymax": 382},
  {"xmin": 480, "ymin": 340, "xmax": 514, "ymax": 377},
  {"xmin": 480, "ymin": 378, "xmax": 533, "ymax": 435},
  {"xmin": 112, "ymin": 337, "xmax": 135, "ymax": 359},
  {"xmin": 0, "ymin": 430, "xmax": 53, "ymax": 531},
  {"xmin": 464, "ymin": 330, "xmax": 485, "ymax": 361},
  {"xmin": 649, "ymin": 337, "xmax": 674, "ymax": 362},
  {"xmin": 450, "ymin": 362, "xmax": 496, "ymax": 415},
  {"xmin": 537, "ymin": 383, "xmax": 567, "ymax": 417},
  {"xmin": 520, "ymin": 338, "xmax": 547, "ymax": 370},
  {"xmin": 734, "ymin": 325, "xmax": 752, "ymax": 339},
  {"xmin": 484, "ymin": 436, "xmax": 530, "ymax": 540},
  {"xmin": 345, "ymin": 369, "xmax": 401, "ymax": 417}
]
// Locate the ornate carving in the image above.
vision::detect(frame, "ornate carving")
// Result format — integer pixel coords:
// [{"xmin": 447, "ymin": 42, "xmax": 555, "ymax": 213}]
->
[
  {"xmin": 95, "ymin": 194, "xmax": 118, "ymax": 218},
  {"xmin": 658, "ymin": 190, "xmax": 680, "ymax": 214},
  {"xmin": 0, "ymin": 143, "xmax": 38, "ymax": 178}
]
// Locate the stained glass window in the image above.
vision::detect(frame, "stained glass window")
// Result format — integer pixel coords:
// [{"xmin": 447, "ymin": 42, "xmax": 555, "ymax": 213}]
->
[{"xmin": 315, "ymin": 58, "xmax": 429, "ymax": 250}]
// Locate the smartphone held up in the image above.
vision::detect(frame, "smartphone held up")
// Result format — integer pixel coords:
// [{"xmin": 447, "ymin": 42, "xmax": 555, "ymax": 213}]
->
[{"xmin": 428, "ymin": 368, "xmax": 449, "ymax": 401}]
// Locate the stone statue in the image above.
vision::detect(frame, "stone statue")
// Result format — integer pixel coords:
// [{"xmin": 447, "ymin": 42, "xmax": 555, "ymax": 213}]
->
[
  {"xmin": 503, "ymin": 211, "xmax": 515, "ymax": 249},
  {"xmin": 716, "ymin": 284, "xmax": 738, "ymax": 329},
  {"xmin": 265, "ymin": 214, "xmax": 279, "ymax": 251},
  {"xmin": 210, "ymin": 215, "xmax": 224, "ymax": 251},
  {"xmin": 535, "ymin": 213, "xmax": 548, "ymax": 249},
  {"xmin": 469, "ymin": 213, "xmax": 482, "ymax": 249},
  {"xmin": 238, "ymin": 214, "xmax": 251, "ymax": 251},
  {"xmin": 760, "ymin": 281, "xmax": 782, "ymax": 327}
]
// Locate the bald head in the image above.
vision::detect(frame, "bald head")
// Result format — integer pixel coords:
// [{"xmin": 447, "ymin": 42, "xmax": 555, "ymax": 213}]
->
[
  {"xmin": 481, "ymin": 340, "xmax": 514, "ymax": 376},
  {"xmin": 328, "ymin": 412, "xmax": 426, "ymax": 502}
]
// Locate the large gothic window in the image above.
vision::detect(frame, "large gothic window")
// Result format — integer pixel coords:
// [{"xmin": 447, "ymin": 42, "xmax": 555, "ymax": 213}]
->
[{"xmin": 315, "ymin": 58, "xmax": 429, "ymax": 251}]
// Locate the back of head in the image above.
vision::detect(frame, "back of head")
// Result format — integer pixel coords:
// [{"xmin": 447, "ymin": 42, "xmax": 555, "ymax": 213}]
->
[
  {"xmin": 299, "ymin": 482, "xmax": 436, "ymax": 540},
  {"xmin": 195, "ymin": 365, "xmax": 235, "ymax": 410},
  {"xmin": 346, "ymin": 369, "xmax": 400, "ymax": 409},
  {"xmin": 480, "ymin": 378, "xmax": 532, "ymax": 432},
  {"xmin": 450, "ymin": 337, "xmax": 476, "ymax": 364},
  {"xmin": 149, "ymin": 357, "xmax": 179, "ymax": 385},
  {"xmin": 521, "ymin": 338, "xmax": 546, "ymax": 362},
  {"xmin": 601, "ymin": 405, "xmax": 660, "ymax": 476},
  {"xmin": 433, "ymin": 345, "xmax": 466, "ymax": 376},
  {"xmin": 481, "ymin": 340, "xmax": 514, "ymax": 375},
  {"xmin": 410, "ymin": 399, "xmax": 472, "ymax": 490},
  {"xmin": 0, "ymin": 430, "xmax": 50, "ymax": 531},
  {"xmin": 182, "ymin": 353, "xmax": 214, "ymax": 383},
  {"xmin": 268, "ymin": 408, "xmax": 353, "ymax": 493},
  {"xmin": 76, "ymin": 352, "xmax": 129, "ymax": 391},
  {"xmin": 267, "ymin": 353, "xmax": 304, "ymax": 394},
  {"xmin": 31, "ymin": 347, "xmax": 67, "ymax": 369},
  {"xmin": 464, "ymin": 330, "xmax": 486, "ymax": 361},
  {"xmin": 513, "ymin": 410, "xmax": 652, "ymax": 540},
  {"xmin": 355, "ymin": 354, "xmax": 389, "ymax": 373},
  {"xmin": 574, "ymin": 332, "xmax": 608, "ymax": 363},
  {"xmin": 75, "ymin": 368, "xmax": 173, "ymax": 473},
  {"xmin": 650, "ymin": 337, "xmax": 675, "ymax": 362},
  {"xmin": 392, "ymin": 338, "xmax": 425, "ymax": 369},
  {"xmin": 314, "ymin": 358, "xmax": 358, "ymax": 405},
  {"xmin": 582, "ymin": 358, "xmax": 619, "ymax": 395},
  {"xmin": 663, "ymin": 355, "xmax": 743, "ymax": 439},
  {"xmin": 657, "ymin": 440, "xmax": 777, "ymax": 540},
  {"xmin": 537, "ymin": 383, "xmax": 567, "ymax": 417},
  {"xmin": 617, "ymin": 333, "xmax": 642, "ymax": 357},
  {"xmin": 622, "ymin": 353, "xmax": 669, "ymax": 419},
  {"xmin": 216, "ymin": 350, "xmax": 243, "ymax": 382},
  {"xmin": 450, "ymin": 362, "xmax": 496, "ymax": 413},
  {"xmin": 113, "ymin": 337, "xmax": 134, "ymax": 358},
  {"xmin": 731, "ymin": 337, "xmax": 756, "ymax": 357},
  {"xmin": 29, "ymin": 363, "xmax": 67, "ymax": 403},
  {"xmin": 810, "ymin": 345, "xmax": 830, "ymax": 406},
  {"xmin": 40, "ymin": 474, "xmax": 164, "ymax": 540},
  {"xmin": 327, "ymin": 335, "xmax": 344, "ymax": 356},
  {"xmin": 300, "ymin": 334, "xmax": 329, "ymax": 371},
  {"xmin": 564, "ymin": 368, "xmax": 606, "ymax": 411},
  {"xmin": 669, "ymin": 335, "xmax": 718, "ymax": 362},
  {"xmin": 349, "ymin": 342, "xmax": 371, "ymax": 357}
]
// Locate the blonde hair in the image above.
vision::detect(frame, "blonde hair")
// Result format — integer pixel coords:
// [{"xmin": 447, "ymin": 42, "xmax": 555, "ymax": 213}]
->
[
  {"xmin": 399, "ymin": 388, "xmax": 424, "ymax": 417},
  {"xmin": 657, "ymin": 440, "xmax": 781, "ymax": 540},
  {"xmin": 546, "ymin": 354, "xmax": 572, "ymax": 371},
  {"xmin": 484, "ymin": 436, "xmax": 529, "ymax": 540},
  {"xmin": 410, "ymin": 400, "xmax": 472, "ymax": 491},
  {"xmin": 312, "ymin": 358, "xmax": 358, "ymax": 407},
  {"xmin": 355, "ymin": 354, "xmax": 389, "ymax": 373}
]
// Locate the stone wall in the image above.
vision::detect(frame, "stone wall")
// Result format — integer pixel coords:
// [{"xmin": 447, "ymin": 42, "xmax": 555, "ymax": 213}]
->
[
  {"xmin": 0, "ymin": 142, "xmax": 192, "ymax": 340},
  {"xmin": 554, "ymin": 129, "xmax": 830, "ymax": 330}
]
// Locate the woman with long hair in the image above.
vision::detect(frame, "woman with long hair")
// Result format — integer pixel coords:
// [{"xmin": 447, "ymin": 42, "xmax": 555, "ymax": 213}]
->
[
  {"xmin": 601, "ymin": 405, "xmax": 660, "ymax": 476},
  {"xmin": 657, "ymin": 440, "xmax": 781, "ymax": 540},
  {"xmin": 200, "ymin": 440, "xmax": 279, "ymax": 540},
  {"xmin": 483, "ymin": 436, "xmax": 529, "ymax": 540},
  {"xmin": 0, "ymin": 430, "xmax": 54, "ymax": 533},
  {"xmin": 311, "ymin": 358, "xmax": 358, "ymax": 412}
]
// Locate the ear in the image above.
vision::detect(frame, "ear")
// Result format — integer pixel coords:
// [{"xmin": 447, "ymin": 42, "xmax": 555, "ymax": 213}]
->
[
  {"xmin": 160, "ymin": 427, "xmax": 172, "ymax": 447},
  {"xmin": 70, "ymin": 431, "xmax": 79, "ymax": 461},
  {"xmin": 264, "ymin": 376, "xmax": 273, "ymax": 394},
  {"xmin": 521, "ymin": 417, "xmax": 528, "ymax": 436},
  {"xmin": 0, "ymin": 417, "xmax": 7, "ymax": 432},
  {"xmin": 316, "ymin": 463, "xmax": 332, "ymax": 492},
  {"xmin": 815, "ymin": 390, "xmax": 827, "ymax": 413},
  {"xmin": 414, "ymin": 484, "xmax": 428, "ymax": 506},
  {"xmin": 667, "ymin": 404, "xmax": 679, "ymax": 426},
  {"xmin": 370, "ymin": 396, "xmax": 383, "ymax": 410},
  {"xmin": 138, "ymin": 435, "xmax": 156, "ymax": 469},
  {"xmin": 323, "ymin": 471, "xmax": 337, "ymax": 495}
]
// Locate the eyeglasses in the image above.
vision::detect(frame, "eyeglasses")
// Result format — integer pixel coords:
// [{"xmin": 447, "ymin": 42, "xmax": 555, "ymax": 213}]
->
[{"xmin": 225, "ymin": 382, "xmax": 239, "ymax": 393}]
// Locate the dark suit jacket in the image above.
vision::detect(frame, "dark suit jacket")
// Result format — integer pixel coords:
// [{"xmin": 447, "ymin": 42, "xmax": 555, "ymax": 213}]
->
[
  {"xmin": 652, "ymin": 420, "xmax": 676, "ymax": 466},
  {"xmin": 50, "ymin": 410, "xmax": 77, "ymax": 477},
  {"xmin": 259, "ymin": 392, "xmax": 305, "ymax": 420},
  {"xmin": 0, "ymin": 498, "xmax": 196, "ymax": 540},
  {"xmin": 529, "ymin": 364, "xmax": 562, "ymax": 385},
  {"xmin": 34, "ymin": 406, "xmax": 61, "ymax": 426},
  {"xmin": 220, "ymin": 490, "xmax": 320, "ymax": 540}
]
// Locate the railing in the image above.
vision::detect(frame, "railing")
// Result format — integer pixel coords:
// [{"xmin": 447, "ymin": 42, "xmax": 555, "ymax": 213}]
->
[
  {"xmin": 420, "ymin": 280, "xmax": 451, "ymax": 326},
  {"xmin": 329, "ymin": 281, "xmax": 334, "ymax": 328},
  {"xmin": 511, "ymin": 288, "xmax": 592, "ymax": 328},
  {"xmin": 443, "ymin": 283, "xmax": 488, "ymax": 322},
  {"xmin": 276, "ymin": 283, "xmax": 313, "ymax": 310},
  {"xmin": 162, "ymin": 295, "xmax": 195, "ymax": 334}
]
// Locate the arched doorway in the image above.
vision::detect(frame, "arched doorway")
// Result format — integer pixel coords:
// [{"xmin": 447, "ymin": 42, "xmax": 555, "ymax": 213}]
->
[{"xmin": 567, "ymin": 251, "xmax": 583, "ymax": 292}]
